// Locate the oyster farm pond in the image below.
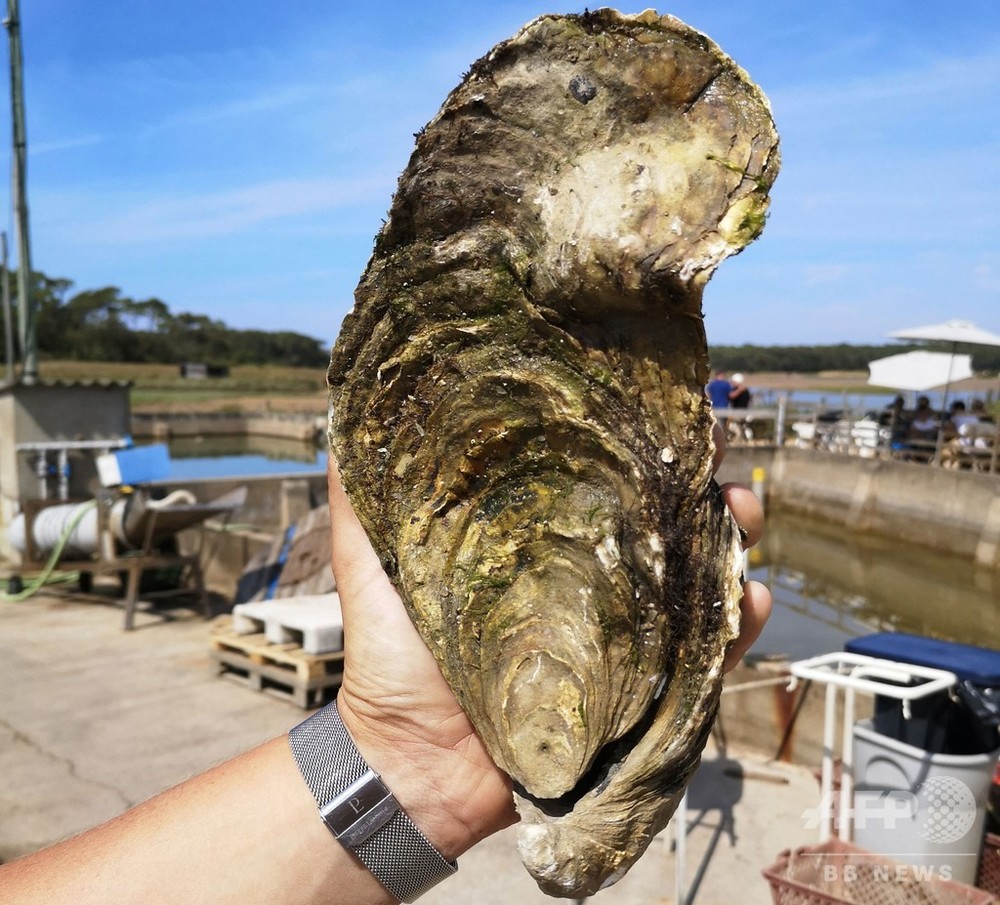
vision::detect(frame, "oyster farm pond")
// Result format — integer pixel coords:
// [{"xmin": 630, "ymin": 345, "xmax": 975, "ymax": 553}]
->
[
  {"xmin": 750, "ymin": 510, "xmax": 1000, "ymax": 658},
  {"xmin": 165, "ymin": 436, "xmax": 326, "ymax": 480}
]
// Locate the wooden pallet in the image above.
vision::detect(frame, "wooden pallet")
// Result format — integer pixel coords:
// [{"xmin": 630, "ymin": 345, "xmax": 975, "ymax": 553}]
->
[{"xmin": 209, "ymin": 617, "xmax": 344, "ymax": 708}]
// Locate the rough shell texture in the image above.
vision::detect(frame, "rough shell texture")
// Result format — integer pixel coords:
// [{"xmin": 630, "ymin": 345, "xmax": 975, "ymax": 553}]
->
[{"xmin": 327, "ymin": 8, "xmax": 779, "ymax": 898}]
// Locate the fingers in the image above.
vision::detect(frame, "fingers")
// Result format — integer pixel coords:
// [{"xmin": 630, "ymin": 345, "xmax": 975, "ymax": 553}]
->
[
  {"xmin": 711, "ymin": 419, "xmax": 764, "ymax": 549},
  {"xmin": 326, "ymin": 455, "xmax": 423, "ymax": 662},
  {"xmin": 711, "ymin": 420, "xmax": 727, "ymax": 474},
  {"xmin": 326, "ymin": 454, "xmax": 448, "ymax": 719},
  {"xmin": 724, "ymin": 580, "xmax": 772, "ymax": 672},
  {"xmin": 720, "ymin": 482, "xmax": 764, "ymax": 549},
  {"xmin": 717, "ymin": 473, "xmax": 769, "ymax": 671}
]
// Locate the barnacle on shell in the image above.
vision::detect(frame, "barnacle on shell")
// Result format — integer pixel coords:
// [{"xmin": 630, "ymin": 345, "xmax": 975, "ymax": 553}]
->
[{"xmin": 328, "ymin": 8, "xmax": 779, "ymax": 898}]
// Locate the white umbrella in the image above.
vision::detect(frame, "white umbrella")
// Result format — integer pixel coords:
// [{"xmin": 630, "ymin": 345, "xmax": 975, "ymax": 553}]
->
[
  {"xmin": 867, "ymin": 350, "xmax": 973, "ymax": 393},
  {"xmin": 887, "ymin": 319, "xmax": 1000, "ymax": 347}
]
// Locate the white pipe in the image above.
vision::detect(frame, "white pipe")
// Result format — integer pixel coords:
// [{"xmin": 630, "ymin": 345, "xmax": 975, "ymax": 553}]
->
[
  {"xmin": 147, "ymin": 489, "xmax": 197, "ymax": 508},
  {"xmin": 8, "ymin": 497, "xmax": 128, "ymax": 558}
]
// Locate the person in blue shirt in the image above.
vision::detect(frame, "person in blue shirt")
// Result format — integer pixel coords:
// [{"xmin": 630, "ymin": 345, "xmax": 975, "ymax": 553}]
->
[{"xmin": 707, "ymin": 370, "xmax": 732, "ymax": 409}]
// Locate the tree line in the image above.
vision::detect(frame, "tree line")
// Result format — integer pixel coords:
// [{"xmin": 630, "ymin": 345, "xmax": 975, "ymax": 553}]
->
[
  {"xmin": 8, "ymin": 270, "xmax": 330, "ymax": 368},
  {"xmin": 708, "ymin": 342, "xmax": 1000, "ymax": 374},
  {"xmin": 5, "ymin": 269, "xmax": 1000, "ymax": 373}
]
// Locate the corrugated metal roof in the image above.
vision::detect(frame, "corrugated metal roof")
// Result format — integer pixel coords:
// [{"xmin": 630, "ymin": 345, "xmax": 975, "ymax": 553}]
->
[{"xmin": 1, "ymin": 378, "xmax": 133, "ymax": 391}]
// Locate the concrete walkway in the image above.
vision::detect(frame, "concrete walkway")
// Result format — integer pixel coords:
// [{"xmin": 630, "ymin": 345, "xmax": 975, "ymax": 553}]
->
[{"xmin": 0, "ymin": 588, "xmax": 819, "ymax": 903}]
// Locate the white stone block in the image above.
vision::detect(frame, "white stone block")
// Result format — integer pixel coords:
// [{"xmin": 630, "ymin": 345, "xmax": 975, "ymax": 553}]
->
[{"xmin": 231, "ymin": 594, "xmax": 344, "ymax": 654}]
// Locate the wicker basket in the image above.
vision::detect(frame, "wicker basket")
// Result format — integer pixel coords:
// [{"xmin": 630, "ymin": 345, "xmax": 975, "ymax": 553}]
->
[
  {"xmin": 762, "ymin": 839, "xmax": 995, "ymax": 905},
  {"xmin": 977, "ymin": 833, "xmax": 1000, "ymax": 899}
]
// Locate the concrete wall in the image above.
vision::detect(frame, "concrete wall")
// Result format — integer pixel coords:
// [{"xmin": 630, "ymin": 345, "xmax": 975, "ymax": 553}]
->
[
  {"xmin": 132, "ymin": 412, "xmax": 324, "ymax": 443},
  {"xmin": 718, "ymin": 446, "xmax": 1000, "ymax": 569}
]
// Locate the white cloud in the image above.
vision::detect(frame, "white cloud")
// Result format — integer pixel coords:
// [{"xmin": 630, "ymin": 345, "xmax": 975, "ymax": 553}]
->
[
  {"xmin": 30, "ymin": 133, "xmax": 104, "ymax": 155},
  {"xmin": 803, "ymin": 264, "xmax": 854, "ymax": 285},
  {"xmin": 40, "ymin": 173, "xmax": 394, "ymax": 245},
  {"xmin": 771, "ymin": 46, "xmax": 1000, "ymax": 123}
]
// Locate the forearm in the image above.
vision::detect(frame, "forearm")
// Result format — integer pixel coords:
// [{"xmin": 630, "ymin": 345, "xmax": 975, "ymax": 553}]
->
[{"xmin": 0, "ymin": 736, "xmax": 394, "ymax": 905}]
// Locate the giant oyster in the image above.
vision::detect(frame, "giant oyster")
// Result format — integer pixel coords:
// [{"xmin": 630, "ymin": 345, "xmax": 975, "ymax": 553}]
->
[{"xmin": 327, "ymin": 8, "xmax": 779, "ymax": 897}]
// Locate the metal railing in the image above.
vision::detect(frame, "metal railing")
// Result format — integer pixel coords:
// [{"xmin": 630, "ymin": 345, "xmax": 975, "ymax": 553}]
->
[
  {"xmin": 713, "ymin": 399, "xmax": 999, "ymax": 473},
  {"xmin": 713, "ymin": 399, "xmax": 788, "ymax": 447}
]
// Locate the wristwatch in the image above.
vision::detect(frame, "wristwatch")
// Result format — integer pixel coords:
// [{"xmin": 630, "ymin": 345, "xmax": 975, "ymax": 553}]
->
[{"xmin": 289, "ymin": 700, "xmax": 458, "ymax": 902}]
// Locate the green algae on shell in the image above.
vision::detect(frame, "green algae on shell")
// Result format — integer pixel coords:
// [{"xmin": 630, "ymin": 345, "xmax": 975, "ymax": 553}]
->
[{"xmin": 327, "ymin": 8, "xmax": 779, "ymax": 898}]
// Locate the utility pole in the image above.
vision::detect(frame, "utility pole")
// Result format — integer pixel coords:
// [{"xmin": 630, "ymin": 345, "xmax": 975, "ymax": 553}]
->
[
  {"xmin": 2, "ymin": 232, "xmax": 14, "ymax": 385},
  {"xmin": 5, "ymin": 0, "xmax": 36, "ymax": 383}
]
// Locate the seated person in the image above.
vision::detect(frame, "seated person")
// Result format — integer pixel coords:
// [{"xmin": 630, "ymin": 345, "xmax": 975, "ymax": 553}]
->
[
  {"xmin": 944, "ymin": 400, "xmax": 969, "ymax": 441},
  {"xmin": 882, "ymin": 395, "xmax": 910, "ymax": 448},
  {"xmin": 907, "ymin": 396, "xmax": 939, "ymax": 445},
  {"xmin": 941, "ymin": 399, "xmax": 996, "ymax": 467},
  {"xmin": 954, "ymin": 399, "xmax": 994, "ymax": 448}
]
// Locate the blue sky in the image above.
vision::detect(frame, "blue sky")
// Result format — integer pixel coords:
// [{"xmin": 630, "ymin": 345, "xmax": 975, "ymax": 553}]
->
[{"xmin": 6, "ymin": 1, "xmax": 999, "ymax": 348}]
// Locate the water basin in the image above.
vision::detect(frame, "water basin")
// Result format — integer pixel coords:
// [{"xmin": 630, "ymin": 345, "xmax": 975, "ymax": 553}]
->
[{"xmin": 750, "ymin": 510, "xmax": 1000, "ymax": 658}]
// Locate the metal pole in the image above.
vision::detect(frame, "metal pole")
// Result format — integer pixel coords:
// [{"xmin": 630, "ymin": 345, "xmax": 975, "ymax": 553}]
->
[
  {"xmin": 932, "ymin": 342, "xmax": 957, "ymax": 465},
  {"xmin": 1, "ymin": 231, "xmax": 13, "ymax": 384},
  {"xmin": 674, "ymin": 790, "xmax": 688, "ymax": 905},
  {"xmin": 839, "ymin": 687, "xmax": 855, "ymax": 842},
  {"xmin": 5, "ymin": 0, "xmax": 36, "ymax": 383},
  {"xmin": 819, "ymin": 683, "xmax": 837, "ymax": 841}
]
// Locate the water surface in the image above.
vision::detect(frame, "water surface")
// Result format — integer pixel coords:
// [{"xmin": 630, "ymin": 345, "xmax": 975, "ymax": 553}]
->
[
  {"xmin": 166, "ymin": 435, "xmax": 326, "ymax": 479},
  {"xmin": 750, "ymin": 510, "xmax": 1000, "ymax": 659}
]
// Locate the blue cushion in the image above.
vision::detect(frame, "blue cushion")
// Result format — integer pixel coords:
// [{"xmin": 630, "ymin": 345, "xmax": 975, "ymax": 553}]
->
[{"xmin": 845, "ymin": 632, "xmax": 1000, "ymax": 686}]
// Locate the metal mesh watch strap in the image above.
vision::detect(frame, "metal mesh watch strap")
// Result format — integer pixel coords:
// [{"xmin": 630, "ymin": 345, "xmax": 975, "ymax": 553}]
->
[{"xmin": 289, "ymin": 699, "xmax": 457, "ymax": 903}]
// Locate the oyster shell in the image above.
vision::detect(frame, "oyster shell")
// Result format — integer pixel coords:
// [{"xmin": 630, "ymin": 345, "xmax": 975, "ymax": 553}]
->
[{"xmin": 327, "ymin": 8, "xmax": 779, "ymax": 897}]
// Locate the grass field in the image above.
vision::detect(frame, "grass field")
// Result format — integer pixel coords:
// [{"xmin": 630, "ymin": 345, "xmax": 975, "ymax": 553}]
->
[{"xmin": 38, "ymin": 360, "xmax": 329, "ymax": 413}]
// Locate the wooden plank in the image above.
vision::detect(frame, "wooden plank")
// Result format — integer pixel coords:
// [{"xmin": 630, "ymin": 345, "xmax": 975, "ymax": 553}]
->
[
  {"xmin": 210, "ymin": 647, "xmax": 343, "ymax": 708},
  {"xmin": 209, "ymin": 616, "xmax": 344, "ymax": 708}
]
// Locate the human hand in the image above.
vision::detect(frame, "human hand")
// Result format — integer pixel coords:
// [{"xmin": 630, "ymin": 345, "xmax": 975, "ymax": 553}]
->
[
  {"xmin": 327, "ymin": 454, "xmax": 515, "ymax": 860},
  {"xmin": 327, "ymin": 429, "xmax": 770, "ymax": 858},
  {"xmin": 712, "ymin": 422, "xmax": 771, "ymax": 670}
]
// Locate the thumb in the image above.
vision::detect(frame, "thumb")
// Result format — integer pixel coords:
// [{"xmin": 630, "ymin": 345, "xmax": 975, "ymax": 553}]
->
[{"xmin": 325, "ymin": 454, "xmax": 444, "ymax": 693}]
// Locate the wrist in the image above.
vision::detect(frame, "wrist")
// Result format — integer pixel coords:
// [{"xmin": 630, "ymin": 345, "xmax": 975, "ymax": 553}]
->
[
  {"xmin": 334, "ymin": 690, "xmax": 514, "ymax": 862},
  {"xmin": 289, "ymin": 699, "xmax": 460, "ymax": 902}
]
